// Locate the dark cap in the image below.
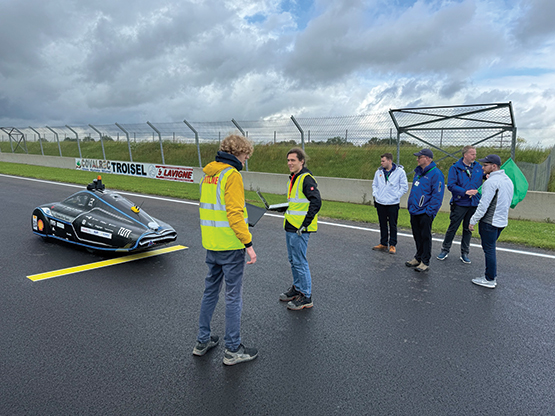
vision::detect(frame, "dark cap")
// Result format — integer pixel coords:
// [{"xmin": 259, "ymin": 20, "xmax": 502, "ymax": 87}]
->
[
  {"xmin": 478, "ymin": 154, "xmax": 502, "ymax": 166},
  {"xmin": 413, "ymin": 149, "xmax": 434, "ymax": 158}
]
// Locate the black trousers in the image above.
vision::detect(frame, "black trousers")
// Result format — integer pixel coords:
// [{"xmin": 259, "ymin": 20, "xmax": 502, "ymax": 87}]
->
[
  {"xmin": 375, "ymin": 202, "xmax": 400, "ymax": 246},
  {"xmin": 441, "ymin": 204, "xmax": 477, "ymax": 255},
  {"xmin": 410, "ymin": 213, "xmax": 434, "ymax": 266}
]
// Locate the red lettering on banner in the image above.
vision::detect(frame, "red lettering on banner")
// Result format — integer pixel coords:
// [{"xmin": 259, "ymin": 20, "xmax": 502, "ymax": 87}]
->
[{"xmin": 154, "ymin": 165, "xmax": 194, "ymax": 183}]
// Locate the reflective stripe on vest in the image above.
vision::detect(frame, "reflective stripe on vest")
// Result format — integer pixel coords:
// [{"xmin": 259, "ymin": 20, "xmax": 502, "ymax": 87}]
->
[
  {"xmin": 284, "ymin": 172, "xmax": 318, "ymax": 232},
  {"xmin": 199, "ymin": 167, "xmax": 248, "ymax": 250}
]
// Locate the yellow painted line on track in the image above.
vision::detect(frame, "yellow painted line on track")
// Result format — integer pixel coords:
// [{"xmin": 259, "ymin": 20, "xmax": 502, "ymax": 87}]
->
[{"xmin": 27, "ymin": 245, "xmax": 188, "ymax": 282}]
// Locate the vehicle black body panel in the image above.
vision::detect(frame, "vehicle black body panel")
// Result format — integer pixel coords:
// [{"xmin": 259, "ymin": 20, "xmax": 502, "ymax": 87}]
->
[{"xmin": 31, "ymin": 181, "xmax": 177, "ymax": 252}]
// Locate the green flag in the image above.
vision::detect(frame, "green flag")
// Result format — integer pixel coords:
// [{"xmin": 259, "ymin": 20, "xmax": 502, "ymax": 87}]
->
[
  {"xmin": 501, "ymin": 158, "xmax": 529, "ymax": 208},
  {"xmin": 477, "ymin": 158, "xmax": 529, "ymax": 208}
]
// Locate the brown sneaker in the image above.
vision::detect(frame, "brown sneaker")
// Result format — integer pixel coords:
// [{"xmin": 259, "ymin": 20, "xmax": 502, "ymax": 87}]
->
[
  {"xmin": 372, "ymin": 244, "xmax": 388, "ymax": 251},
  {"xmin": 389, "ymin": 246, "xmax": 396, "ymax": 254},
  {"xmin": 405, "ymin": 258, "xmax": 419, "ymax": 267},
  {"xmin": 415, "ymin": 262, "xmax": 429, "ymax": 272}
]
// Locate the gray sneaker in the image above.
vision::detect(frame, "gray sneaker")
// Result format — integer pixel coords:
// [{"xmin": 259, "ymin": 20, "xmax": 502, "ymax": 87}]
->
[
  {"xmin": 279, "ymin": 285, "xmax": 301, "ymax": 302},
  {"xmin": 287, "ymin": 293, "xmax": 313, "ymax": 310},
  {"xmin": 223, "ymin": 344, "xmax": 258, "ymax": 366},
  {"xmin": 192, "ymin": 335, "xmax": 219, "ymax": 356},
  {"xmin": 415, "ymin": 262, "xmax": 429, "ymax": 272},
  {"xmin": 471, "ymin": 276, "xmax": 497, "ymax": 289}
]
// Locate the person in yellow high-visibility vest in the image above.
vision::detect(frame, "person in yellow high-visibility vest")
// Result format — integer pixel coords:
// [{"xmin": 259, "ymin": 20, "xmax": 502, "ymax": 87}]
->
[
  {"xmin": 193, "ymin": 134, "xmax": 258, "ymax": 366},
  {"xmin": 279, "ymin": 148, "xmax": 321, "ymax": 310}
]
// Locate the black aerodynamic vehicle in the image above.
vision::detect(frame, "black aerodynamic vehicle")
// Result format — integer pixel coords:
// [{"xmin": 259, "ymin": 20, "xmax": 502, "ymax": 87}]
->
[{"xmin": 31, "ymin": 177, "xmax": 178, "ymax": 252}]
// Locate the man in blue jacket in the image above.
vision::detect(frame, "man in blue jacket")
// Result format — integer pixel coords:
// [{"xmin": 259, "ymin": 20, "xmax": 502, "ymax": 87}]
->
[
  {"xmin": 405, "ymin": 149, "xmax": 445, "ymax": 272},
  {"xmin": 437, "ymin": 146, "xmax": 483, "ymax": 264}
]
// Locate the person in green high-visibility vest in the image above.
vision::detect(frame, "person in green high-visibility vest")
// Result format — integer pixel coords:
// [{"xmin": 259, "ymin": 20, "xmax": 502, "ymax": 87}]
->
[
  {"xmin": 193, "ymin": 134, "xmax": 258, "ymax": 366},
  {"xmin": 279, "ymin": 148, "xmax": 322, "ymax": 310}
]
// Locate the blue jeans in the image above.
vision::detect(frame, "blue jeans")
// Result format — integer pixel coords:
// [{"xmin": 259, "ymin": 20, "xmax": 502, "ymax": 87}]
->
[
  {"xmin": 479, "ymin": 221, "xmax": 504, "ymax": 281},
  {"xmin": 197, "ymin": 249, "xmax": 245, "ymax": 351},
  {"xmin": 285, "ymin": 231, "xmax": 312, "ymax": 297}
]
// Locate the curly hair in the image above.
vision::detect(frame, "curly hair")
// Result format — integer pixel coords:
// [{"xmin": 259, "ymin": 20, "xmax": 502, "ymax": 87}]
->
[{"xmin": 220, "ymin": 134, "xmax": 254, "ymax": 157}]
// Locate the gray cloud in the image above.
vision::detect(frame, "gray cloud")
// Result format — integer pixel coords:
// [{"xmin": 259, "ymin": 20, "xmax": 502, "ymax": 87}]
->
[
  {"xmin": 0, "ymin": 0, "xmax": 554, "ymax": 146},
  {"xmin": 513, "ymin": 0, "xmax": 555, "ymax": 43}
]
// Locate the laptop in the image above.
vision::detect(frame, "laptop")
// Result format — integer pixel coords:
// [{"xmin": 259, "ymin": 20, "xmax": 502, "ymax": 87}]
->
[
  {"xmin": 246, "ymin": 203, "xmax": 266, "ymax": 227},
  {"xmin": 256, "ymin": 191, "xmax": 288, "ymax": 213}
]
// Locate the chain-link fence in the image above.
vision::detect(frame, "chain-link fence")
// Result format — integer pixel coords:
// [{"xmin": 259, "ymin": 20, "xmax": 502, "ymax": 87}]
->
[
  {"xmin": 517, "ymin": 146, "xmax": 555, "ymax": 191},
  {"xmin": 1, "ymin": 105, "xmax": 554, "ymax": 190},
  {"xmin": 0, "ymin": 114, "xmax": 399, "ymax": 160},
  {"xmin": 390, "ymin": 103, "xmax": 517, "ymax": 160},
  {"xmin": 0, "ymin": 109, "xmax": 520, "ymax": 154}
]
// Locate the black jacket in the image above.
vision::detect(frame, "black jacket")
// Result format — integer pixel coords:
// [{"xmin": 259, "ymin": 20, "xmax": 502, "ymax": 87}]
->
[{"xmin": 284, "ymin": 167, "xmax": 322, "ymax": 232}]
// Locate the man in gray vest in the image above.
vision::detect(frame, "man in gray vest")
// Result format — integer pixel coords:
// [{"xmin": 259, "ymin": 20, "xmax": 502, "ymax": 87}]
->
[{"xmin": 469, "ymin": 154, "xmax": 514, "ymax": 289}]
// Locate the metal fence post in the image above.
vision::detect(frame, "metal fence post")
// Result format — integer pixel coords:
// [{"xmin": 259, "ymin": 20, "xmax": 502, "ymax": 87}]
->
[
  {"xmin": 65, "ymin": 125, "xmax": 82, "ymax": 158},
  {"xmin": 1, "ymin": 127, "xmax": 28, "ymax": 154},
  {"xmin": 29, "ymin": 127, "xmax": 44, "ymax": 156},
  {"xmin": 8, "ymin": 130, "xmax": 14, "ymax": 152},
  {"xmin": 115, "ymin": 123, "xmax": 133, "ymax": 162},
  {"xmin": 16, "ymin": 128, "xmax": 28, "ymax": 153},
  {"xmin": 396, "ymin": 131, "xmax": 401, "ymax": 165},
  {"xmin": 290, "ymin": 115, "xmax": 304, "ymax": 149},
  {"xmin": 45, "ymin": 126, "xmax": 63, "ymax": 157},
  {"xmin": 146, "ymin": 122, "xmax": 165, "ymax": 164},
  {"xmin": 511, "ymin": 128, "xmax": 517, "ymax": 161},
  {"xmin": 231, "ymin": 119, "xmax": 248, "ymax": 171},
  {"xmin": 183, "ymin": 120, "xmax": 202, "ymax": 168},
  {"xmin": 89, "ymin": 124, "xmax": 107, "ymax": 160}
]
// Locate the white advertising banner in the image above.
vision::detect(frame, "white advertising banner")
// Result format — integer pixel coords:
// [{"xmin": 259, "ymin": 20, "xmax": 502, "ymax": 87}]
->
[{"xmin": 75, "ymin": 158, "xmax": 194, "ymax": 183}]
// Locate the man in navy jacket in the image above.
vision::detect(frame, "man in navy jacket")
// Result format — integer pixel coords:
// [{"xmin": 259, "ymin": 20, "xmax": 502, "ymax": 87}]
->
[
  {"xmin": 437, "ymin": 146, "xmax": 483, "ymax": 264},
  {"xmin": 405, "ymin": 149, "xmax": 445, "ymax": 272}
]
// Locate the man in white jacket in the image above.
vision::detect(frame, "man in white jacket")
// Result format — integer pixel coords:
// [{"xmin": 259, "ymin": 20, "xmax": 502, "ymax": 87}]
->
[
  {"xmin": 469, "ymin": 154, "xmax": 514, "ymax": 289},
  {"xmin": 372, "ymin": 153, "xmax": 409, "ymax": 254}
]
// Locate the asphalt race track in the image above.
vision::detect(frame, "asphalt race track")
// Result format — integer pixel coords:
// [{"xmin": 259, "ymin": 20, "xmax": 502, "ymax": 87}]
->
[{"xmin": 1, "ymin": 174, "xmax": 554, "ymax": 415}]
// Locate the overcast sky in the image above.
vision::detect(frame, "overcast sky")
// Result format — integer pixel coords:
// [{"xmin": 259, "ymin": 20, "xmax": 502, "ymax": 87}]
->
[{"xmin": 1, "ymin": 0, "xmax": 554, "ymax": 146}]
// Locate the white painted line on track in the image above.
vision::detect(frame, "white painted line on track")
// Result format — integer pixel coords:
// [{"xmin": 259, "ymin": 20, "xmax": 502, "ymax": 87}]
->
[
  {"xmin": 4, "ymin": 174, "xmax": 555, "ymax": 260},
  {"xmin": 0, "ymin": 173, "xmax": 198, "ymax": 205},
  {"xmin": 264, "ymin": 214, "xmax": 555, "ymax": 260}
]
